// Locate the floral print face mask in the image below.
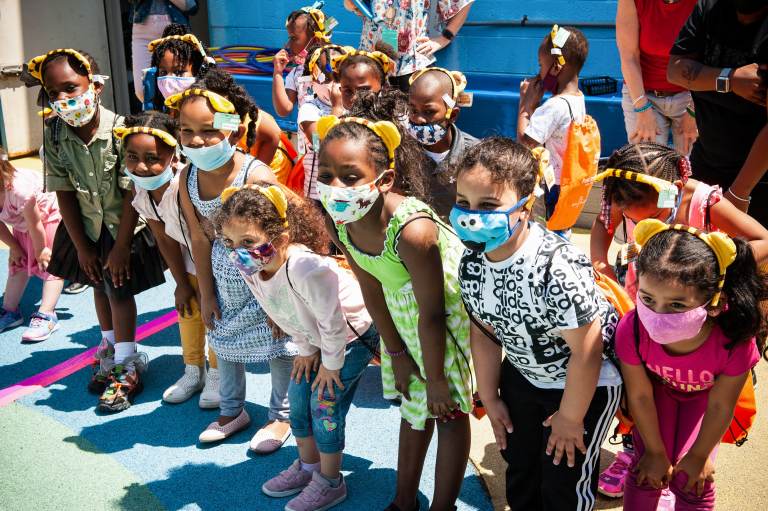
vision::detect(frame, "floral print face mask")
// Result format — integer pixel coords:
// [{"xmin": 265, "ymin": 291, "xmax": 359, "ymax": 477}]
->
[{"xmin": 50, "ymin": 84, "xmax": 97, "ymax": 127}]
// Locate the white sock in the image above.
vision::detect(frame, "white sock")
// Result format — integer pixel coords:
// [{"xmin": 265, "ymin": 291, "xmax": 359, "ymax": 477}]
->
[
  {"xmin": 300, "ymin": 460, "xmax": 320, "ymax": 473},
  {"xmin": 101, "ymin": 330, "xmax": 116, "ymax": 344},
  {"xmin": 114, "ymin": 341, "xmax": 136, "ymax": 364}
]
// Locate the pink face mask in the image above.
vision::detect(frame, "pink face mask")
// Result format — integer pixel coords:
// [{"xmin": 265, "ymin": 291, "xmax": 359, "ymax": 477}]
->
[{"xmin": 635, "ymin": 296, "xmax": 709, "ymax": 345}]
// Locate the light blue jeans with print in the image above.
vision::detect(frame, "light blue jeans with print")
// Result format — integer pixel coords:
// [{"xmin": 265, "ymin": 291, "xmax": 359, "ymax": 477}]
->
[
  {"xmin": 621, "ymin": 84, "xmax": 693, "ymax": 156},
  {"xmin": 288, "ymin": 326, "xmax": 379, "ymax": 454}
]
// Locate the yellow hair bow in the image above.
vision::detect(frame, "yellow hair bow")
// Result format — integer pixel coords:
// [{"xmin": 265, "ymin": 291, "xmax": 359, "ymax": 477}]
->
[
  {"xmin": 317, "ymin": 115, "xmax": 401, "ymax": 168},
  {"xmin": 330, "ymin": 49, "xmax": 394, "ymax": 75},
  {"xmin": 549, "ymin": 25, "xmax": 571, "ymax": 66},
  {"xmin": 221, "ymin": 184, "xmax": 289, "ymax": 227},
  {"xmin": 164, "ymin": 88, "xmax": 236, "ymax": 113},
  {"xmin": 147, "ymin": 34, "xmax": 208, "ymax": 58},
  {"xmin": 594, "ymin": 168, "xmax": 679, "ymax": 209},
  {"xmin": 113, "ymin": 126, "xmax": 178, "ymax": 148},
  {"xmin": 27, "ymin": 49, "xmax": 92, "ymax": 84},
  {"xmin": 634, "ymin": 219, "xmax": 737, "ymax": 306},
  {"xmin": 529, "ymin": 147, "xmax": 551, "ymax": 211},
  {"xmin": 409, "ymin": 67, "xmax": 468, "ymax": 118},
  {"xmin": 307, "ymin": 44, "xmax": 348, "ymax": 80}
]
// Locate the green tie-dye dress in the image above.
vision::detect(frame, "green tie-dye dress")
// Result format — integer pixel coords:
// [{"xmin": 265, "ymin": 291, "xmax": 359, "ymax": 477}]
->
[{"xmin": 336, "ymin": 197, "xmax": 474, "ymax": 430}]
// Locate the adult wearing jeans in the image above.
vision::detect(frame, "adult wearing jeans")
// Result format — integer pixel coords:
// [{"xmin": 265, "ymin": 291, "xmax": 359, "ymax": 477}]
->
[
  {"xmin": 616, "ymin": 0, "xmax": 699, "ymax": 155},
  {"xmin": 129, "ymin": 0, "xmax": 198, "ymax": 102},
  {"xmin": 668, "ymin": 0, "xmax": 768, "ymax": 225}
]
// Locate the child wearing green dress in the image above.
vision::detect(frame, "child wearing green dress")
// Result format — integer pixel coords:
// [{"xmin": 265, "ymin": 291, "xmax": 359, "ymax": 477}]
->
[{"xmin": 315, "ymin": 113, "xmax": 474, "ymax": 511}]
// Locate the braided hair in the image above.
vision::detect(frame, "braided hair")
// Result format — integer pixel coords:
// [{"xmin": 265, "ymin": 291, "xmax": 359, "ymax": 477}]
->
[{"xmin": 123, "ymin": 110, "xmax": 179, "ymax": 150}]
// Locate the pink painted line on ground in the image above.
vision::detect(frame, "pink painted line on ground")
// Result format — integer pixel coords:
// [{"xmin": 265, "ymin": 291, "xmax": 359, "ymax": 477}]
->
[{"xmin": 0, "ymin": 310, "xmax": 178, "ymax": 408}]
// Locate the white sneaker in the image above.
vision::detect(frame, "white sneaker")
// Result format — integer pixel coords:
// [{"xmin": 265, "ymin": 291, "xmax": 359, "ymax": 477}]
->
[
  {"xmin": 163, "ymin": 364, "xmax": 205, "ymax": 404},
  {"xmin": 199, "ymin": 367, "xmax": 220, "ymax": 409}
]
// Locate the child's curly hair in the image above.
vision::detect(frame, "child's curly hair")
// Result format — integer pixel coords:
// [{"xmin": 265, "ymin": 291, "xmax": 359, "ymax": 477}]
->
[
  {"xmin": 123, "ymin": 110, "xmax": 179, "ymax": 150},
  {"xmin": 213, "ymin": 182, "xmax": 330, "ymax": 255}
]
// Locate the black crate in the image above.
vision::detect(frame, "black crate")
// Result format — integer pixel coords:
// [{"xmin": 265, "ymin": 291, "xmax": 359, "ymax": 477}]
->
[{"xmin": 580, "ymin": 76, "xmax": 618, "ymax": 96}]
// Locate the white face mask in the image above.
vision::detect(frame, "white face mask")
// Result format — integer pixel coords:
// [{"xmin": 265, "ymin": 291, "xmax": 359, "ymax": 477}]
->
[
  {"xmin": 317, "ymin": 173, "xmax": 386, "ymax": 225},
  {"xmin": 50, "ymin": 84, "xmax": 98, "ymax": 127}
]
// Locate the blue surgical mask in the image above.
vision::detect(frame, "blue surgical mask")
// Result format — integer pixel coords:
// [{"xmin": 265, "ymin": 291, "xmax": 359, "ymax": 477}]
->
[
  {"xmin": 125, "ymin": 165, "xmax": 174, "ymax": 191},
  {"xmin": 449, "ymin": 196, "xmax": 529, "ymax": 253},
  {"xmin": 182, "ymin": 136, "xmax": 237, "ymax": 172},
  {"xmin": 406, "ymin": 119, "xmax": 449, "ymax": 146}
]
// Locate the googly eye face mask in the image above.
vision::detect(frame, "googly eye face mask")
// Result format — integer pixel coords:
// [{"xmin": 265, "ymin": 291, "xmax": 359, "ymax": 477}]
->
[{"xmin": 449, "ymin": 196, "xmax": 529, "ymax": 253}]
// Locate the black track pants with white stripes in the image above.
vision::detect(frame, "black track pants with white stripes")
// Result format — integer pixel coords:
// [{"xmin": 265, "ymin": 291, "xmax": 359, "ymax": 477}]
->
[{"xmin": 499, "ymin": 359, "xmax": 621, "ymax": 511}]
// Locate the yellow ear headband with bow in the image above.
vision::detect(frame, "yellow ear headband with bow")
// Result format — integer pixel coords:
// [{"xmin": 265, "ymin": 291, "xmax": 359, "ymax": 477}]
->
[
  {"xmin": 634, "ymin": 218, "xmax": 737, "ymax": 307},
  {"xmin": 307, "ymin": 44, "xmax": 348, "ymax": 80},
  {"xmin": 409, "ymin": 67, "xmax": 468, "ymax": 118},
  {"xmin": 330, "ymin": 49, "xmax": 395, "ymax": 76},
  {"xmin": 164, "ymin": 88, "xmax": 236, "ymax": 113},
  {"xmin": 549, "ymin": 24, "xmax": 571, "ymax": 66},
  {"xmin": 221, "ymin": 184, "xmax": 289, "ymax": 227},
  {"xmin": 113, "ymin": 126, "xmax": 178, "ymax": 148},
  {"xmin": 594, "ymin": 168, "xmax": 679, "ymax": 208},
  {"xmin": 292, "ymin": 7, "xmax": 331, "ymax": 43},
  {"xmin": 317, "ymin": 115, "xmax": 401, "ymax": 169},
  {"xmin": 148, "ymin": 34, "xmax": 208, "ymax": 59},
  {"xmin": 27, "ymin": 49, "xmax": 93, "ymax": 85}
]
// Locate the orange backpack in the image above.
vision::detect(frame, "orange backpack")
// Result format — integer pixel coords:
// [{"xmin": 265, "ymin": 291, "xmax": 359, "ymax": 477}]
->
[
  {"xmin": 546, "ymin": 97, "xmax": 601, "ymax": 232},
  {"xmin": 286, "ymin": 155, "xmax": 306, "ymax": 196}
]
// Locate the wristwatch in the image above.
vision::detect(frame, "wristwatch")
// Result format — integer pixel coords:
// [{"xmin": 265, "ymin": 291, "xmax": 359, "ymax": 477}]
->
[
  {"xmin": 716, "ymin": 68, "xmax": 732, "ymax": 93},
  {"xmin": 441, "ymin": 28, "xmax": 455, "ymax": 41}
]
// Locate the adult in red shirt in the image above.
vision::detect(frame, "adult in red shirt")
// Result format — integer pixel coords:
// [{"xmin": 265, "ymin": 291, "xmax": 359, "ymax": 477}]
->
[{"xmin": 616, "ymin": 0, "xmax": 699, "ymax": 155}]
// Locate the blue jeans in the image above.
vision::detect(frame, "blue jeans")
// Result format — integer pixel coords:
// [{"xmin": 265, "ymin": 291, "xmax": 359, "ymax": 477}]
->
[{"xmin": 288, "ymin": 326, "xmax": 379, "ymax": 453}]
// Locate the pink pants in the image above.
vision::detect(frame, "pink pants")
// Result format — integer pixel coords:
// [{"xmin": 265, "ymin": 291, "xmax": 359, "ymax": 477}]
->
[{"xmin": 624, "ymin": 382, "xmax": 717, "ymax": 510}]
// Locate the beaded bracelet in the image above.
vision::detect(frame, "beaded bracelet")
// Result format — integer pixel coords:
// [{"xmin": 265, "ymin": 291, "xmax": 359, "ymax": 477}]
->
[
  {"xmin": 385, "ymin": 346, "xmax": 408, "ymax": 357},
  {"xmin": 633, "ymin": 101, "xmax": 653, "ymax": 113}
]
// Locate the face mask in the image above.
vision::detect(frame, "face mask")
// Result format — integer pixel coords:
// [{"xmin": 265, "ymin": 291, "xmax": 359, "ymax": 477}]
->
[
  {"xmin": 228, "ymin": 242, "xmax": 276, "ymax": 276},
  {"xmin": 291, "ymin": 46, "xmax": 309, "ymax": 66},
  {"xmin": 734, "ymin": 0, "xmax": 768, "ymax": 14},
  {"xmin": 542, "ymin": 64, "xmax": 559, "ymax": 94},
  {"xmin": 125, "ymin": 164, "xmax": 174, "ymax": 191},
  {"xmin": 317, "ymin": 173, "xmax": 385, "ymax": 225},
  {"xmin": 50, "ymin": 84, "xmax": 97, "ymax": 127},
  {"xmin": 406, "ymin": 119, "xmax": 449, "ymax": 146},
  {"xmin": 157, "ymin": 75, "xmax": 196, "ymax": 99},
  {"xmin": 182, "ymin": 136, "xmax": 237, "ymax": 172},
  {"xmin": 635, "ymin": 297, "xmax": 709, "ymax": 345},
  {"xmin": 449, "ymin": 196, "xmax": 529, "ymax": 253}
]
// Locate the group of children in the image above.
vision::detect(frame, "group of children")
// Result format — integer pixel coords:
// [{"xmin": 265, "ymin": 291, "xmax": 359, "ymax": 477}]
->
[{"xmin": 2, "ymin": 4, "xmax": 766, "ymax": 510}]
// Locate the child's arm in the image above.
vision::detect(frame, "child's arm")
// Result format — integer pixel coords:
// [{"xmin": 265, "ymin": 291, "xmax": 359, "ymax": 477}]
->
[
  {"xmin": 726, "ymin": 124, "xmax": 768, "ymax": 212},
  {"xmin": 254, "ymin": 112, "xmax": 281, "ymax": 168},
  {"xmin": 546, "ymin": 320, "xmax": 603, "ymax": 467},
  {"xmin": 470, "ymin": 321, "xmax": 513, "ymax": 448},
  {"xmin": 0, "ymin": 222, "xmax": 23, "ymax": 267},
  {"xmin": 272, "ymin": 52, "xmax": 297, "ymax": 117},
  {"xmin": 621, "ymin": 361, "xmax": 674, "ymax": 489},
  {"xmin": 300, "ymin": 121, "xmax": 316, "ymax": 144},
  {"xmin": 709, "ymin": 194, "xmax": 768, "ymax": 264},
  {"xmin": 178, "ymin": 167, "xmax": 220, "ymax": 328},
  {"xmin": 398, "ymin": 218, "xmax": 456, "ymax": 418},
  {"xmin": 56, "ymin": 191, "xmax": 101, "ymax": 283},
  {"xmin": 146, "ymin": 218, "xmax": 196, "ymax": 317},
  {"xmin": 589, "ymin": 207, "xmax": 623, "ymax": 281},
  {"xmin": 21, "ymin": 199, "xmax": 50, "ymax": 272},
  {"xmin": 517, "ymin": 77, "xmax": 544, "ymax": 145},
  {"xmin": 103, "ymin": 191, "xmax": 139, "ymax": 289},
  {"xmin": 674, "ymin": 371, "xmax": 749, "ymax": 496}
]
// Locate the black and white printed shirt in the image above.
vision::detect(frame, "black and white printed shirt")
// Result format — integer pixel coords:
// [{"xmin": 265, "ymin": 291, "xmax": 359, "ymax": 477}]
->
[{"xmin": 460, "ymin": 223, "xmax": 622, "ymax": 389}]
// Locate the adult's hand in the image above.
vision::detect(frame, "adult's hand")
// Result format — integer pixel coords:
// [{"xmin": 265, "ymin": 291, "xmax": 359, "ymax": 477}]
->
[
  {"xmin": 630, "ymin": 107, "xmax": 661, "ymax": 144},
  {"xmin": 677, "ymin": 112, "xmax": 699, "ymax": 156},
  {"xmin": 732, "ymin": 64, "xmax": 766, "ymax": 106}
]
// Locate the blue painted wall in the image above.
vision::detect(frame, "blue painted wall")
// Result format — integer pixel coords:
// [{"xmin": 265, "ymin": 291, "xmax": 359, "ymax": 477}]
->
[{"xmin": 208, "ymin": 0, "xmax": 627, "ymax": 154}]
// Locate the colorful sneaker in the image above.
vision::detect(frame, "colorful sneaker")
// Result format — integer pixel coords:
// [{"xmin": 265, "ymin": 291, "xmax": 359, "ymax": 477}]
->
[
  {"xmin": 88, "ymin": 338, "xmax": 115, "ymax": 394},
  {"xmin": 63, "ymin": 282, "xmax": 89, "ymax": 294},
  {"xmin": 21, "ymin": 312, "xmax": 59, "ymax": 342},
  {"xmin": 658, "ymin": 488, "xmax": 676, "ymax": 511},
  {"xmin": 262, "ymin": 459, "xmax": 314, "ymax": 498},
  {"xmin": 199, "ymin": 367, "xmax": 220, "ymax": 409},
  {"xmin": 285, "ymin": 471, "xmax": 347, "ymax": 511},
  {"xmin": 0, "ymin": 309, "xmax": 23, "ymax": 332},
  {"xmin": 97, "ymin": 352, "xmax": 147, "ymax": 413},
  {"xmin": 598, "ymin": 450, "xmax": 632, "ymax": 498},
  {"xmin": 162, "ymin": 364, "xmax": 205, "ymax": 404}
]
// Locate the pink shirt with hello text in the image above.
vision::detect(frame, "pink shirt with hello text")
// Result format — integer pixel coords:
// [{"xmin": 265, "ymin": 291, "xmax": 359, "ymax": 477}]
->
[{"xmin": 616, "ymin": 311, "xmax": 759, "ymax": 393}]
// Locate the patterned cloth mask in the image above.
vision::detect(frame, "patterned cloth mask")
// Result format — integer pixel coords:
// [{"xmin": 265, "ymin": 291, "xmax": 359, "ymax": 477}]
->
[
  {"xmin": 157, "ymin": 75, "xmax": 196, "ymax": 99},
  {"xmin": 406, "ymin": 119, "xmax": 448, "ymax": 146},
  {"xmin": 50, "ymin": 84, "xmax": 97, "ymax": 127},
  {"xmin": 228, "ymin": 242, "xmax": 276, "ymax": 276},
  {"xmin": 449, "ymin": 196, "xmax": 529, "ymax": 253},
  {"xmin": 317, "ymin": 173, "xmax": 385, "ymax": 225}
]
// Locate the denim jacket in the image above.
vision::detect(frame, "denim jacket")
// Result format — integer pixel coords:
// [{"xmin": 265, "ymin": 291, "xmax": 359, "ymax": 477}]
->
[{"xmin": 130, "ymin": 0, "xmax": 198, "ymax": 25}]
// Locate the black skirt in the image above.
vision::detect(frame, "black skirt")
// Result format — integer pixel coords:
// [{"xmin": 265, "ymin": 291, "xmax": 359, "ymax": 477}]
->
[{"xmin": 48, "ymin": 223, "xmax": 166, "ymax": 299}]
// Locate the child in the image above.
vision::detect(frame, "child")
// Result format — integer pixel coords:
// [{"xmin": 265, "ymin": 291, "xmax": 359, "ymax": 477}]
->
[
  {"xmin": 617, "ymin": 218, "xmax": 765, "ymax": 510},
  {"xmin": 116, "ymin": 111, "xmax": 219, "ymax": 408},
  {"xmin": 518, "ymin": 25, "xmax": 590, "ymax": 228},
  {"xmin": 27, "ymin": 48, "xmax": 166, "ymax": 412},
  {"xmin": 407, "ymin": 67, "xmax": 478, "ymax": 219},
  {"xmin": 0, "ymin": 147, "xmax": 63, "ymax": 341},
  {"xmin": 316, "ymin": 114, "xmax": 474, "ymax": 511},
  {"xmin": 453, "ymin": 137, "xmax": 622, "ymax": 510},
  {"xmin": 272, "ymin": 5, "xmax": 333, "ymax": 117},
  {"xmin": 331, "ymin": 44, "xmax": 396, "ymax": 113},
  {"xmin": 144, "ymin": 23, "xmax": 214, "ymax": 110},
  {"xmin": 172, "ymin": 70, "xmax": 296, "ymax": 453},
  {"xmin": 214, "ymin": 183, "xmax": 378, "ymax": 511}
]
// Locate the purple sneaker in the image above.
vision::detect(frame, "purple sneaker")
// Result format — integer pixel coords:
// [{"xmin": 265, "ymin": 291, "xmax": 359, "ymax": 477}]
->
[
  {"xmin": 598, "ymin": 450, "xmax": 632, "ymax": 498},
  {"xmin": 262, "ymin": 459, "xmax": 314, "ymax": 498},
  {"xmin": 285, "ymin": 471, "xmax": 347, "ymax": 511}
]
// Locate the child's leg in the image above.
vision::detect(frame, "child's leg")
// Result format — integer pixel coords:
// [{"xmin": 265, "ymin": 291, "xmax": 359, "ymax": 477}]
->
[
  {"xmin": 3, "ymin": 271, "xmax": 29, "ymax": 311},
  {"xmin": 38, "ymin": 278, "xmax": 64, "ymax": 315},
  {"xmin": 217, "ymin": 358, "xmax": 246, "ymax": 422},
  {"xmin": 177, "ymin": 276, "xmax": 205, "ymax": 368},
  {"xmin": 93, "ymin": 286, "xmax": 113, "ymax": 332},
  {"xmin": 269, "ymin": 355, "xmax": 294, "ymax": 422},
  {"xmin": 109, "ymin": 294, "xmax": 137, "ymax": 344},
  {"xmin": 393, "ymin": 418, "xmax": 435, "ymax": 509},
  {"xmin": 289, "ymin": 375, "xmax": 321, "ymax": 465},
  {"xmin": 431, "ymin": 414, "xmax": 471, "ymax": 510}
]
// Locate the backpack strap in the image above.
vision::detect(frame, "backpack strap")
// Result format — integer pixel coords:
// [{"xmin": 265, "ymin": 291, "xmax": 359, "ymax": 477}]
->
[
  {"xmin": 704, "ymin": 188, "xmax": 717, "ymax": 232},
  {"xmin": 463, "ymin": 300, "xmax": 502, "ymax": 347},
  {"xmin": 559, "ymin": 96, "xmax": 575, "ymax": 122}
]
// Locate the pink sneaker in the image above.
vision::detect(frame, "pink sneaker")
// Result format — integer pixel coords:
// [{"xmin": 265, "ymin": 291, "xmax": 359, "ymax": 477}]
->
[
  {"xmin": 657, "ymin": 488, "xmax": 676, "ymax": 511},
  {"xmin": 285, "ymin": 471, "xmax": 347, "ymax": 511},
  {"xmin": 598, "ymin": 450, "xmax": 632, "ymax": 497},
  {"xmin": 262, "ymin": 459, "xmax": 314, "ymax": 498}
]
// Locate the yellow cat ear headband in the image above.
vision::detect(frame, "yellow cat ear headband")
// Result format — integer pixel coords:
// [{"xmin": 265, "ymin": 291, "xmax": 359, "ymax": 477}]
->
[
  {"xmin": 307, "ymin": 44, "xmax": 347, "ymax": 80},
  {"xmin": 113, "ymin": 126, "xmax": 178, "ymax": 148},
  {"xmin": 317, "ymin": 115, "xmax": 401, "ymax": 168},
  {"xmin": 294, "ymin": 7, "xmax": 331, "ymax": 43},
  {"xmin": 147, "ymin": 34, "xmax": 208, "ymax": 59},
  {"xmin": 549, "ymin": 25, "xmax": 571, "ymax": 66},
  {"xmin": 27, "ymin": 49, "xmax": 92, "ymax": 85},
  {"xmin": 634, "ymin": 219, "xmax": 737, "ymax": 307},
  {"xmin": 409, "ymin": 67, "xmax": 468, "ymax": 118},
  {"xmin": 221, "ymin": 184, "xmax": 289, "ymax": 227},
  {"xmin": 330, "ymin": 49, "xmax": 394, "ymax": 75},
  {"xmin": 594, "ymin": 168, "xmax": 680, "ymax": 209},
  {"xmin": 164, "ymin": 88, "xmax": 236, "ymax": 113}
]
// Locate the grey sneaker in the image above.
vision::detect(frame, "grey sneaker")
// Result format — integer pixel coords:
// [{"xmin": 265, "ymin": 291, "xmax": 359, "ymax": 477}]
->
[{"xmin": 163, "ymin": 364, "xmax": 205, "ymax": 404}]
